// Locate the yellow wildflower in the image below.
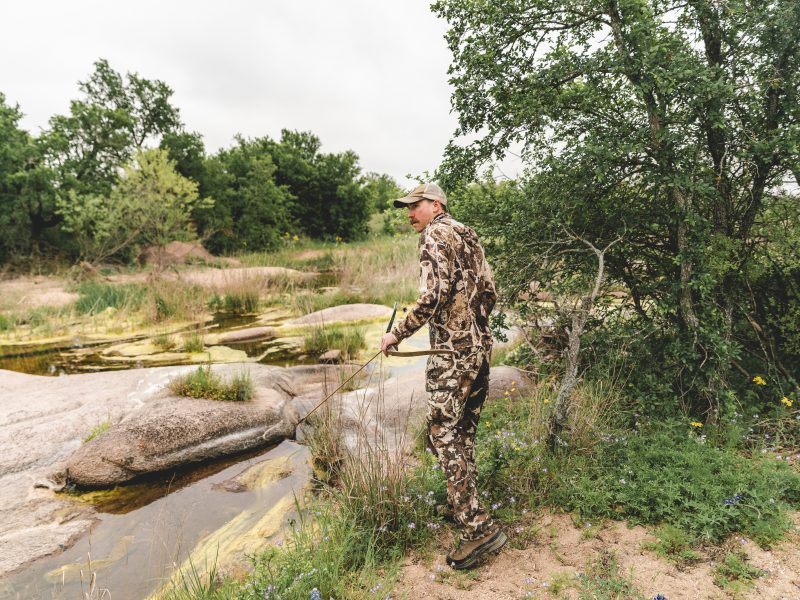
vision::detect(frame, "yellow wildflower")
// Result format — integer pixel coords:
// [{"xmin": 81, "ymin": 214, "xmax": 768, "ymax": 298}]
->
[
  {"xmin": 544, "ymin": 399, "xmax": 550, "ymax": 404},
  {"xmin": 292, "ymin": 234, "xmax": 299, "ymax": 241},
  {"xmin": 781, "ymin": 397, "xmax": 793, "ymax": 408},
  {"xmin": 690, "ymin": 421, "xmax": 703, "ymax": 428},
  {"xmin": 752, "ymin": 376, "xmax": 767, "ymax": 386}
]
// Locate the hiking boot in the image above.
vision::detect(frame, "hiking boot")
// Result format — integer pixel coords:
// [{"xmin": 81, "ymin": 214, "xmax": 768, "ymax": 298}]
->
[{"xmin": 446, "ymin": 529, "xmax": 507, "ymax": 570}]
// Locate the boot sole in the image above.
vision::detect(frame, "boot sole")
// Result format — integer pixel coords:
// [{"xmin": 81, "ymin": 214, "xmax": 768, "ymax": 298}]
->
[{"xmin": 447, "ymin": 530, "xmax": 508, "ymax": 570}]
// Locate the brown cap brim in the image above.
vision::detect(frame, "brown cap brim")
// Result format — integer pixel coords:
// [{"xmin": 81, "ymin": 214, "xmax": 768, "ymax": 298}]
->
[{"xmin": 393, "ymin": 195, "xmax": 419, "ymax": 208}]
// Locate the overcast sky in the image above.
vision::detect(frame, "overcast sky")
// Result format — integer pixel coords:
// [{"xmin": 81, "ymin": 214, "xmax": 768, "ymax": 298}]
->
[{"xmin": 1, "ymin": 1, "xmax": 521, "ymax": 187}]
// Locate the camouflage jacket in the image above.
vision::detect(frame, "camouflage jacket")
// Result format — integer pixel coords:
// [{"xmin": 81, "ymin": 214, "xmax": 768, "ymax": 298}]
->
[{"xmin": 391, "ymin": 213, "xmax": 497, "ymax": 351}]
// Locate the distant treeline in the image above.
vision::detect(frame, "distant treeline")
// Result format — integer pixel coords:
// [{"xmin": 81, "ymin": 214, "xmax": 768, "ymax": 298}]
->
[{"xmin": 0, "ymin": 59, "xmax": 403, "ymax": 267}]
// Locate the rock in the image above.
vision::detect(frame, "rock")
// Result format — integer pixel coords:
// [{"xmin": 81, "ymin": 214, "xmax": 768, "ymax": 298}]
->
[
  {"xmin": 288, "ymin": 303, "xmax": 393, "ymax": 326},
  {"xmin": 487, "ymin": 366, "xmax": 536, "ymax": 402},
  {"xmin": 318, "ymin": 349, "xmax": 342, "ymax": 364},
  {"xmin": 216, "ymin": 326, "xmax": 276, "ymax": 344},
  {"xmin": 139, "ymin": 241, "xmax": 217, "ymax": 266},
  {"xmin": 64, "ymin": 367, "xmax": 296, "ymax": 488}
]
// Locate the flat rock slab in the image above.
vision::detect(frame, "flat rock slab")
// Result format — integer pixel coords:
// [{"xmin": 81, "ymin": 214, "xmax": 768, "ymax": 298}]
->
[
  {"xmin": 213, "ymin": 326, "xmax": 277, "ymax": 344},
  {"xmin": 287, "ymin": 303, "xmax": 393, "ymax": 326}
]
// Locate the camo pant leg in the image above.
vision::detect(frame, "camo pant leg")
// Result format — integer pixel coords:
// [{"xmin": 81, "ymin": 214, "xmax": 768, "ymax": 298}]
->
[{"xmin": 426, "ymin": 348, "xmax": 495, "ymax": 541}]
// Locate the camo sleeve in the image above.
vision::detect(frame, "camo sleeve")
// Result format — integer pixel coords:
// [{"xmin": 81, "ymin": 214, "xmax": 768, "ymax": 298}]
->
[
  {"xmin": 390, "ymin": 226, "xmax": 453, "ymax": 343},
  {"xmin": 481, "ymin": 253, "xmax": 497, "ymax": 316}
]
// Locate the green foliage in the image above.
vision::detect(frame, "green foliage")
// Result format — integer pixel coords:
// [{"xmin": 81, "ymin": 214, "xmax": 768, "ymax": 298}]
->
[
  {"xmin": 577, "ymin": 552, "xmax": 643, "ymax": 600},
  {"xmin": 437, "ymin": 0, "xmax": 800, "ymax": 415},
  {"xmin": 152, "ymin": 333, "xmax": 176, "ymax": 352},
  {"xmin": 712, "ymin": 551, "xmax": 765, "ymax": 596},
  {"xmin": 56, "ymin": 148, "xmax": 203, "ymax": 265},
  {"xmin": 0, "ymin": 93, "xmax": 56, "ymax": 263},
  {"xmin": 169, "ymin": 366, "xmax": 253, "ymax": 402},
  {"xmin": 197, "ymin": 139, "xmax": 296, "ymax": 254},
  {"xmin": 548, "ymin": 425, "xmax": 800, "ymax": 545},
  {"xmin": 642, "ymin": 525, "xmax": 702, "ymax": 568},
  {"xmin": 74, "ymin": 281, "xmax": 147, "ymax": 315},
  {"xmin": 267, "ymin": 130, "xmax": 372, "ymax": 242},
  {"xmin": 222, "ymin": 290, "xmax": 260, "ymax": 314},
  {"xmin": 361, "ymin": 172, "xmax": 403, "ymax": 213},
  {"xmin": 0, "ymin": 314, "xmax": 16, "ymax": 332},
  {"xmin": 41, "ymin": 58, "xmax": 181, "ymax": 198},
  {"xmin": 302, "ymin": 325, "xmax": 367, "ymax": 358}
]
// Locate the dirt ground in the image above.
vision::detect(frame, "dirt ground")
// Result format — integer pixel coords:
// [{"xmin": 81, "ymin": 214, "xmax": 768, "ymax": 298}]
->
[{"xmin": 395, "ymin": 510, "xmax": 800, "ymax": 600}]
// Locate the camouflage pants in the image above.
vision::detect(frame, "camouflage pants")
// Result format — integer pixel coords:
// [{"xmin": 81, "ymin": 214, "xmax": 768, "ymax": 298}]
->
[{"xmin": 426, "ymin": 347, "xmax": 495, "ymax": 541}]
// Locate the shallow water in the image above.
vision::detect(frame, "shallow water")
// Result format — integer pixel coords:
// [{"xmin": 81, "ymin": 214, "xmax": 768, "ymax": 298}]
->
[
  {"xmin": 0, "ymin": 312, "xmax": 287, "ymax": 376},
  {"xmin": 1, "ymin": 441, "xmax": 311, "ymax": 600}
]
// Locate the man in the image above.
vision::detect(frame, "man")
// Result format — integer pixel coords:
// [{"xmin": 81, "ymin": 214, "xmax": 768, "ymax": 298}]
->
[{"xmin": 380, "ymin": 182, "xmax": 506, "ymax": 569}]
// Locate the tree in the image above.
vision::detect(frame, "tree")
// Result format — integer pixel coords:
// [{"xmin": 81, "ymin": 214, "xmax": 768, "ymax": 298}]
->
[
  {"xmin": 361, "ymin": 172, "xmax": 403, "ymax": 213},
  {"xmin": 437, "ymin": 0, "xmax": 800, "ymax": 416},
  {"xmin": 41, "ymin": 59, "xmax": 182, "ymax": 198},
  {"xmin": 267, "ymin": 130, "xmax": 372, "ymax": 241},
  {"xmin": 198, "ymin": 138, "xmax": 295, "ymax": 254},
  {"xmin": 0, "ymin": 93, "xmax": 56, "ymax": 263},
  {"xmin": 56, "ymin": 149, "xmax": 202, "ymax": 267}
]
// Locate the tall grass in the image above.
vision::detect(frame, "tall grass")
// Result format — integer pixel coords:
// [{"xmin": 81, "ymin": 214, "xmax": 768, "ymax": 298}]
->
[
  {"xmin": 74, "ymin": 281, "xmax": 147, "ymax": 315},
  {"xmin": 302, "ymin": 324, "xmax": 367, "ymax": 358},
  {"xmin": 243, "ymin": 235, "xmax": 420, "ymax": 312}
]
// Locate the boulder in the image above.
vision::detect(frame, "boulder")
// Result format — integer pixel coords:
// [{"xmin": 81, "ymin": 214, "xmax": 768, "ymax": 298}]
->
[
  {"xmin": 288, "ymin": 303, "xmax": 393, "ymax": 326},
  {"xmin": 318, "ymin": 349, "xmax": 342, "ymax": 364},
  {"xmin": 65, "ymin": 399, "xmax": 294, "ymax": 487},
  {"xmin": 487, "ymin": 366, "xmax": 537, "ymax": 402},
  {"xmin": 139, "ymin": 241, "xmax": 217, "ymax": 266},
  {"xmin": 63, "ymin": 365, "xmax": 297, "ymax": 488}
]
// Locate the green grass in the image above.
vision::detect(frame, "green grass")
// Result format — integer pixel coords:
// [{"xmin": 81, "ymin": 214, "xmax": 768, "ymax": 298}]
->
[
  {"xmin": 181, "ymin": 332, "xmax": 205, "ymax": 353},
  {"xmin": 303, "ymin": 324, "xmax": 367, "ymax": 358},
  {"xmin": 642, "ymin": 524, "xmax": 702, "ymax": 568},
  {"xmin": 712, "ymin": 550, "xmax": 765, "ymax": 596},
  {"xmin": 471, "ymin": 382, "xmax": 800, "ymax": 547},
  {"xmin": 0, "ymin": 313, "xmax": 16, "ymax": 332},
  {"xmin": 548, "ymin": 424, "xmax": 800, "ymax": 545},
  {"xmin": 153, "ymin": 332, "xmax": 177, "ymax": 352},
  {"xmin": 222, "ymin": 290, "xmax": 260, "ymax": 314},
  {"xmin": 576, "ymin": 552, "xmax": 644, "ymax": 599},
  {"xmin": 169, "ymin": 366, "xmax": 254, "ymax": 402},
  {"xmin": 83, "ymin": 417, "xmax": 111, "ymax": 443},
  {"xmin": 74, "ymin": 281, "xmax": 147, "ymax": 314}
]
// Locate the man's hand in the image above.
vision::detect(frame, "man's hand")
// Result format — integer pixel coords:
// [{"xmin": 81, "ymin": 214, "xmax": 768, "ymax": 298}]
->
[{"xmin": 380, "ymin": 332, "xmax": 399, "ymax": 357}]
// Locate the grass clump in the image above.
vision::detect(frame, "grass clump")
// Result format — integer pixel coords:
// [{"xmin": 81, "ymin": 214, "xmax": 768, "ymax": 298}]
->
[
  {"xmin": 169, "ymin": 366, "xmax": 254, "ymax": 402},
  {"xmin": 303, "ymin": 324, "xmax": 366, "ymax": 358},
  {"xmin": 643, "ymin": 524, "xmax": 702, "ymax": 568},
  {"xmin": 576, "ymin": 551, "xmax": 643, "ymax": 599},
  {"xmin": 153, "ymin": 332, "xmax": 177, "ymax": 352},
  {"xmin": 0, "ymin": 313, "xmax": 16, "ymax": 332},
  {"xmin": 74, "ymin": 281, "xmax": 147, "ymax": 314},
  {"xmin": 223, "ymin": 290, "xmax": 260, "ymax": 314},
  {"xmin": 472, "ymin": 381, "xmax": 800, "ymax": 549},
  {"xmin": 181, "ymin": 332, "xmax": 205, "ymax": 353},
  {"xmin": 83, "ymin": 417, "xmax": 111, "ymax": 443},
  {"xmin": 712, "ymin": 550, "xmax": 765, "ymax": 596}
]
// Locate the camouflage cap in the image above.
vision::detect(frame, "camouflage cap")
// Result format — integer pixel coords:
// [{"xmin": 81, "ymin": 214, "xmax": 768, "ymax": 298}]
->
[{"xmin": 393, "ymin": 182, "xmax": 448, "ymax": 208}]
